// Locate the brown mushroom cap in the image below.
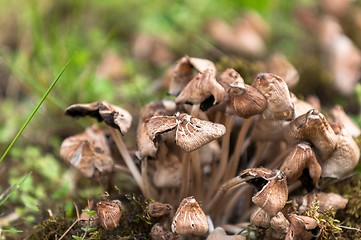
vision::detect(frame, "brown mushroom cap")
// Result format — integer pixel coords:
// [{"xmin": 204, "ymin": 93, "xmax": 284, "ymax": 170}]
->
[
  {"xmin": 153, "ymin": 153, "xmax": 183, "ymax": 188},
  {"xmin": 280, "ymin": 143, "xmax": 321, "ymax": 190},
  {"xmin": 283, "ymin": 109, "xmax": 337, "ymax": 160},
  {"xmin": 219, "ymin": 68, "xmax": 246, "ymax": 92},
  {"xmin": 240, "ymin": 168, "xmax": 288, "ymax": 217},
  {"xmin": 169, "ymin": 56, "xmax": 216, "ymax": 96},
  {"xmin": 250, "ymin": 207, "xmax": 271, "ymax": 228},
  {"xmin": 171, "ymin": 196, "xmax": 208, "ymax": 236},
  {"xmin": 65, "ymin": 101, "xmax": 132, "ymax": 134},
  {"xmin": 329, "ymin": 105, "xmax": 361, "ymax": 138},
  {"xmin": 60, "ymin": 125, "xmax": 114, "ymax": 177},
  {"xmin": 252, "ymin": 73, "xmax": 295, "ymax": 120},
  {"xmin": 96, "ymin": 200, "xmax": 123, "ymax": 231},
  {"xmin": 146, "ymin": 113, "xmax": 226, "ymax": 152},
  {"xmin": 229, "ymin": 84, "xmax": 268, "ymax": 118},
  {"xmin": 286, "ymin": 214, "xmax": 319, "ymax": 240},
  {"xmin": 265, "ymin": 212, "xmax": 290, "ymax": 240},
  {"xmin": 320, "ymin": 126, "xmax": 360, "ymax": 178},
  {"xmin": 264, "ymin": 53, "xmax": 299, "ymax": 89},
  {"xmin": 175, "ymin": 69, "xmax": 225, "ymax": 111}
]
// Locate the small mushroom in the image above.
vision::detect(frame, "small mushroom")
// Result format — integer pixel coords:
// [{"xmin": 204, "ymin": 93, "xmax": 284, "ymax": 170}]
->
[
  {"xmin": 285, "ymin": 214, "xmax": 319, "ymax": 240},
  {"xmin": 60, "ymin": 125, "xmax": 114, "ymax": 177},
  {"xmin": 228, "ymin": 83, "xmax": 268, "ymax": 118},
  {"xmin": 206, "ymin": 227, "xmax": 245, "ymax": 240},
  {"xmin": 146, "ymin": 113, "xmax": 226, "ymax": 152},
  {"xmin": 252, "ymin": 73, "xmax": 295, "ymax": 120},
  {"xmin": 320, "ymin": 124, "xmax": 360, "ymax": 178},
  {"xmin": 280, "ymin": 143, "xmax": 321, "ymax": 190},
  {"xmin": 292, "ymin": 192, "xmax": 348, "ymax": 214},
  {"xmin": 240, "ymin": 168, "xmax": 288, "ymax": 217},
  {"xmin": 265, "ymin": 212, "xmax": 290, "ymax": 240},
  {"xmin": 264, "ymin": 53, "xmax": 299, "ymax": 89},
  {"xmin": 290, "ymin": 93, "xmax": 315, "ymax": 118},
  {"xmin": 171, "ymin": 196, "xmax": 208, "ymax": 236},
  {"xmin": 151, "ymin": 223, "xmax": 179, "ymax": 240},
  {"xmin": 147, "ymin": 201, "xmax": 172, "ymax": 222},
  {"xmin": 96, "ymin": 199, "xmax": 123, "ymax": 230},
  {"xmin": 152, "ymin": 153, "xmax": 183, "ymax": 188},
  {"xmin": 65, "ymin": 100, "xmax": 132, "ymax": 134},
  {"xmin": 219, "ymin": 68, "xmax": 246, "ymax": 93},
  {"xmin": 329, "ymin": 105, "xmax": 361, "ymax": 138},
  {"xmin": 283, "ymin": 109, "xmax": 337, "ymax": 160},
  {"xmin": 175, "ymin": 69, "xmax": 225, "ymax": 111},
  {"xmin": 169, "ymin": 56, "xmax": 216, "ymax": 96},
  {"xmin": 250, "ymin": 207, "xmax": 271, "ymax": 229}
]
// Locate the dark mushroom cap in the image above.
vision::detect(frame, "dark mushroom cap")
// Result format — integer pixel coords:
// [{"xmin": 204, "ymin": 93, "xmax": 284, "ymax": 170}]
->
[{"xmin": 65, "ymin": 101, "xmax": 132, "ymax": 134}]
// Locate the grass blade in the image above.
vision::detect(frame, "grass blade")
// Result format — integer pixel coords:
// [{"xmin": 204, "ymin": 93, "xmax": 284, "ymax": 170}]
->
[
  {"xmin": 0, "ymin": 55, "xmax": 74, "ymax": 163},
  {"xmin": 0, "ymin": 172, "xmax": 31, "ymax": 206}
]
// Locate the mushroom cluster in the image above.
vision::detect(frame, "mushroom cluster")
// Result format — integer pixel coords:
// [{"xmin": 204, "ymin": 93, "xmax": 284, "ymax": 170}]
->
[{"xmin": 59, "ymin": 53, "xmax": 360, "ymax": 239}]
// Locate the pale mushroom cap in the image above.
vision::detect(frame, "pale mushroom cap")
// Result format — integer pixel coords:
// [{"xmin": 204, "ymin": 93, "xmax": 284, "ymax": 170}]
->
[
  {"xmin": 171, "ymin": 196, "xmax": 208, "ymax": 236},
  {"xmin": 96, "ymin": 200, "xmax": 122, "ymax": 230}
]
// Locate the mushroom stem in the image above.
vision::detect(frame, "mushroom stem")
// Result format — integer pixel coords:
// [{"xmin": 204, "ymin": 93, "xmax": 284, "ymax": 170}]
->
[
  {"xmin": 206, "ymin": 175, "xmax": 253, "ymax": 212},
  {"xmin": 180, "ymin": 152, "xmax": 191, "ymax": 200},
  {"xmin": 109, "ymin": 128, "xmax": 146, "ymax": 195},
  {"xmin": 141, "ymin": 158, "xmax": 158, "ymax": 199},
  {"xmin": 206, "ymin": 114, "xmax": 234, "ymax": 202},
  {"xmin": 191, "ymin": 150, "xmax": 204, "ymax": 201},
  {"xmin": 224, "ymin": 117, "xmax": 254, "ymax": 181},
  {"xmin": 114, "ymin": 164, "xmax": 132, "ymax": 175}
]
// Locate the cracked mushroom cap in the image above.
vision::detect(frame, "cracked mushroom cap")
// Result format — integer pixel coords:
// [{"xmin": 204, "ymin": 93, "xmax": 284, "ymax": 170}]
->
[
  {"xmin": 280, "ymin": 143, "xmax": 321, "ymax": 190},
  {"xmin": 252, "ymin": 73, "xmax": 295, "ymax": 120},
  {"xmin": 146, "ymin": 113, "xmax": 226, "ymax": 152},
  {"xmin": 171, "ymin": 196, "xmax": 208, "ymax": 236},
  {"xmin": 240, "ymin": 168, "xmax": 288, "ymax": 217},
  {"xmin": 283, "ymin": 109, "xmax": 338, "ymax": 160},
  {"xmin": 175, "ymin": 69, "xmax": 225, "ymax": 111},
  {"xmin": 60, "ymin": 125, "xmax": 114, "ymax": 177},
  {"xmin": 65, "ymin": 101, "xmax": 132, "ymax": 134},
  {"xmin": 169, "ymin": 56, "xmax": 216, "ymax": 96}
]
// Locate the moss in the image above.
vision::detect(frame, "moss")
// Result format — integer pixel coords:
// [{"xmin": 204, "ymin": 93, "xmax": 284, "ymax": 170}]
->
[{"xmin": 306, "ymin": 201, "xmax": 342, "ymax": 240}]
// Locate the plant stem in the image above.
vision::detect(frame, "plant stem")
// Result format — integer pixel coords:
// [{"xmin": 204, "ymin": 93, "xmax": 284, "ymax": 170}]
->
[{"xmin": 0, "ymin": 56, "xmax": 73, "ymax": 163}]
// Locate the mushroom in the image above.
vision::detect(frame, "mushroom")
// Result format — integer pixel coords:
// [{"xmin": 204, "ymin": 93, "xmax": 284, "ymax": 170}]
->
[
  {"xmin": 60, "ymin": 125, "xmax": 114, "ymax": 178},
  {"xmin": 283, "ymin": 109, "xmax": 337, "ymax": 160},
  {"xmin": 264, "ymin": 53, "xmax": 299, "ymax": 89},
  {"xmin": 146, "ymin": 112, "xmax": 226, "ymax": 153},
  {"xmin": 150, "ymin": 223, "xmax": 178, "ymax": 240},
  {"xmin": 252, "ymin": 73, "xmax": 295, "ymax": 121},
  {"xmin": 96, "ymin": 199, "xmax": 123, "ymax": 230},
  {"xmin": 285, "ymin": 214, "xmax": 319, "ymax": 240},
  {"xmin": 206, "ymin": 227, "xmax": 245, "ymax": 240},
  {"xmin": 171, "ymin": 196, "xmax": 208, "ymax": 236},
  {"xmin": 175, "ymin": 69, "xmax": 225, "ymax": 111},
  {"xmin": 207, "ymin": 168, "xmax": 288, "ymax": 218},
  {"xmin": 250, "ymin": 207, "xmax": 271, "ymax": 229},
  {"xmin": 147, "ymin": 201, "xmax": 172, "ymax": 223},
  {"xmin": 239, "ymin": 168, "xmax": 288, "ymax": 217},
  {"xmin": 152, "ymin": 152, "xmax": 182, "ymax": 188},
  {"xmin": 329, "ymin": 105, "xmax": 361, "ymax": 138},
  {"xmin": 169, "ymin": 56, "xmax": 216, "ymax": 96},
  {"xmin": 292, "ymin": 192, "xmax": 348, "ymax": 214},
  {"xmin": 280, "ymin": 142, "xmax": 322, "ymax": 190},
  {"xmin": 65, "ymin": 100, "xmax": 132, "ymax": 134},
  {"xmin": 320, "ymin": 123, "xmax": 360, "ymax": 178},
  {"xmin": 265, "ymin": 212, "xmax": 290, "ymax": 240}
]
